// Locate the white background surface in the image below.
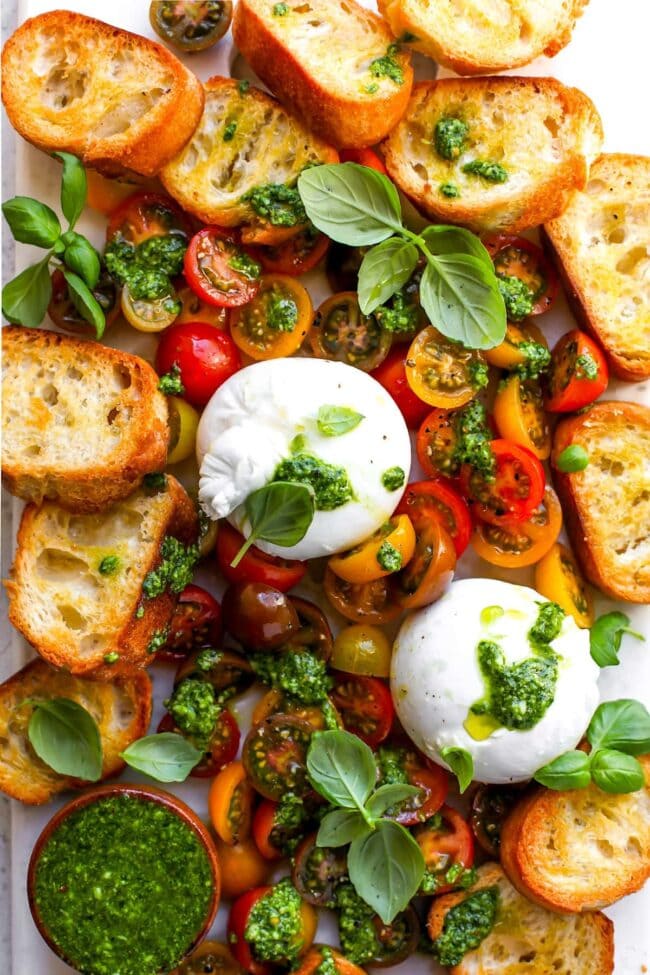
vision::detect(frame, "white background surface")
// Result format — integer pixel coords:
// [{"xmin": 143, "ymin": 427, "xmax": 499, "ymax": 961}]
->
[{"xmin": 2, "ymin": 1, "xmax": 650, "ymax": 973}]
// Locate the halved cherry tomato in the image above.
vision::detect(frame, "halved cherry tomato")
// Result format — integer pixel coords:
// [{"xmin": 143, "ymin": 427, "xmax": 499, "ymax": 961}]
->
[
  {"xmin": 377, "ymin": 745, "xmax": 449, "ymax": 826},
  {"xmin": 251, "ymin": 689, "xmax": 337, "ymax": 732},
  {"xmin": 222, "ymin": 582, "xmax": 300, "ymax": 650},
  {"xmin": 416, "ymin": 407, "xmax": 460, "ymax": 480},
  {"xmin": 471, "ymin": 785, "xmax": 522, "ymax": 858},
  {"xmin": 395, "ymin": 516, "xmax": 456, "ymax": 610},
  {"xmin": 545, "ymin": 329, "xmax": 608, "ymax": 412},
  {"xmin": 121, "ymin": 286, "xmax": 180, "ymax": 332},
  {"xmin": 331, "ymin": 624, "xmax": 392, "ymax": 677},
  {"xmin": 242, "ymin": 715, "xmax": 313, "ymax": 800},
  {"xmin": 285, "ymin": 597, "xmax": 333, "ymax": 661},
  {"xmin": 150, "ymin": 0, "xmax": 233, "ymax": 52},
  {"xmin": 293, "ymin": 946, "xmax": 366, "ymax": 975},
  {"xmin": 484, "ymin": 320, "xmax": 549, "ymax": 370},
  {"xmin": 535, "ymin": 542, "xmax": 594, "ymax": 628},
  {"xmin": 483, "ymin": 234, "xmax": 558, "ymax": 317},
  {"xmin": 405, "ymin": 325, "xmax": 486, "ymax": 409},
  {"xmin": 229, "ymin": 274, "xmax": 312, "ymax": 360},
  {"xmin": 328, "ymin": 515, "xmax": 416, "ymax": 584},
  {"xmin": 167, "ymin": 395, "xmax": 200, "ymax": 464},
  {"xmin": 339, "ymin": 148, "xmax": 387, "ymax": 173},
  {"xmin": 156, "ymin": 584, "xmax": 222, "ymax": 662},
  {"xmin": 48, "ymin": 268, "xmax": 119, "ymax": 335},
  {"xmin": 493, "ymin": 375, "xmax": 551, "ymax": 460},
  {"xmin": 156, "ymin": 321, "xmax": 241, "ymax": 406},
  {"xmin": 415, "ymin": 805, "xmax": 474, "ymax": 896},
  {"xmin": 323, "ymin": 568, "xmax": 401, "ymax": 625},
  {"xmin": 184, "ymin": 228, "xmax": 260, "ymax": 308},
  {"xmin": 472, "ymin": 486, "xmax": 562, "ymax": 568},
  {"xmin": 176, "ymin": 649, "xmax": 254, "ymax": 699},
  {"xmin": 157, "ymin": 710, "xmax": 240, "ymax": 777},
  {"xmin": 371, "ymin": 346, "xmax": 430, "ymax": 429},
  {"xmin": 397, "ymin": 479, "xmax": 472, "ymax": 558},
  {"xmin": 251, "ymin": 797, "xmax": 317, "ymax": 861},
  {"xmin": 292, "ymin": 833, "xmax": 348, "ymax": 907},
  {"xmin": 228, "ymin": 887, "xmax": 316, "ymax": 975},
  {"xmin": 461, "ymin": 439, "xmax": 546, "ymax": 524},
  {"xmin": 107, "ymin": 192, "xmax": 191, "ymax": 245},
  {"xmin": 325, "ymin": 243, "xmax": 366, "ymax": 294},
  {"xmin": 215, "ymin": 839, "xmax": 271, "ymax": 901},
  {"xmin": 175, "ymin": 283, "xmax": 228, "ymax": 329},
  {"xmin": 256, "ymin": 231, "xmax": 330, "ymax": 276},
  {"xmin": 174, "ymin": 940, "xmax": 244, "ymax": 975},
  {"xmin": 209, "ymin": 760, "xmax": 254, "ymax": 845},
  {"xmin": 216, "ymin": 522, "xmax": 306, "ymax": 591},
  {"xmin": 330, "ymin": 673, "xmax": 393, "ymax": 747},
  {"xmin": 310, "ymin": 292, "xmax": 391, "ymax": 371},
  {"xmin": 349, "ymin": 907, "xmax": 420, "ymax": 968}
]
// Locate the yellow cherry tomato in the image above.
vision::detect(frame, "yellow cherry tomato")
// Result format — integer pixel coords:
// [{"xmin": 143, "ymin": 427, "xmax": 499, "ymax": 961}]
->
[
  {"xmin": 229, "ymin": 273, "xmax": 312, "ymax": 360},
  {"xmin": 493, "ymin": 374, "xmax": 550, "ymax": 460},
  {"xmin": 405, "ymin": 325, "xmax": 487, "ymax": 408},
  {"xmin": 331, "ymin": 624, "xmax": 392, "ymax": 677},
  {"xmin": 484, "ymin": 321, "xmax": 548, "ymax": 370},
  {"xmin": 472, "ymin": 487, "xmax": 562, "ymax": 569},
  {"xmin": 328, "ymin": 515, "xmax": 416, "ymax": 584},
  {"xmin": 215, "ymin": 839, "xmax": 271, "ymax": 902},
  {"xmin": 534, "ymin": 542, "xmax": 594, "ymax": 628},
  {"xmin": 121, "ymin": 285, "xmax": 179, "ymax": 332},
  {"xmin": 298, "ymin": 902, "xmax": 318, "ymax": 956},
  {"xmin": 167, "ymin": 396, "xmax": 199, "ymax": 465}
]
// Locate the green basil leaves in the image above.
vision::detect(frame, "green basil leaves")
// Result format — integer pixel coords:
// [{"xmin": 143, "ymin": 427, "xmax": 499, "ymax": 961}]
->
[
  {"xmin": 590, "ymin": 611, "xmax": 644, "ymax": 668},
  {"xmin": 27, "ymin": 698, "xmax": 103, "ymax": 781},
  {"xmin": 317, "ymin": 405, "xmax": 364, "ymax": 437},
  {"xmin": 121, "ymin": 733, "xmax": 203, "ymax": 783},
  {"xmin": 230, "ymin": 481, "xmax": 315, "ymax": 567},
  {"xmin": 440, "ymin": 745, "xmax": 474, "ymax": 794}
]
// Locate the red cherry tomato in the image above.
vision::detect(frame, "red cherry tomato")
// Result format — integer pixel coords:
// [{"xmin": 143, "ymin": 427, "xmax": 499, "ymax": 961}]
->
[
  {"xmin": 371, "ymin": 347, "xmax": 430, "ymax": 429},
  {"xmin": 329, "ymin": 673, "xmax": 394, "ymax": 747},
  {"xmin": 155, "ymin": 321, "xmax": 241, "ymax": 407},
  {"xmin": 216, "ymin": 521, "xmax": 306, "ymax": 592},
  {"xmin": 461, "ymin": 439, "xmax": 545, "ymax": 524},
  {"xmin": 157, "ymin": 709, "xmax": 240, "ymax": 777},
  {"xmin": 228, "ymin": 886, "xmax": 274, "ymax": 975},
  {"xmin": 483, "ymin": 234, "xmax": 558, "ymax": 317},
  {"xmin": 396, "ymin": 479, "xmax": 472, "ymax": 558},
  {"xmin": 416, "ymin": 804, "xmax": 475, "ymax": 896},
  {"xmin": 340, "ymin": 148, "xmax": 387, "ymax": 173},
  {"xmin": 255, "ymin": 231, "xmax": 330, "ymax": 276},
  {"xmin": 376, "ymin": 743, "xmax": 449, "ymax": 826},
  {"xmin": 156, "ymin": 584, "xmax": 222, "ymax": 663},
  {"xmin": 251, "ymin": 800, "xmax": 284, "ymax": 861},
  {"xmin": 544, "ymin": 329, "xmax": 609, "ymax": 412},
  {"xmin": 184, "ymin": 227, "xmax": 260, "ymax": 308}
]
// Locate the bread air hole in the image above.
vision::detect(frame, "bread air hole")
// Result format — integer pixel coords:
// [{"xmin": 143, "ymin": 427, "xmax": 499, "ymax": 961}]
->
[
  {"xmin": 616, "ymin": 246, "xmax": 648, "ymax": 275},
  {"xmin": 41, "ymin": 66, "xmax": 88, "ymax": 110},
  {"xmin": 36, "ymin": 548, "xmax": 91, "ymax": 581},
  {"xmin": 57, "ymin": 604, "xmax": 87, "ymax": 631},
  {"xmin": 91, "ymin": 89, "xmax": 166, "ymax": 139},
  {"xmin": 79, "ymin": 633, "xmax": 109, "ymax": 655}
]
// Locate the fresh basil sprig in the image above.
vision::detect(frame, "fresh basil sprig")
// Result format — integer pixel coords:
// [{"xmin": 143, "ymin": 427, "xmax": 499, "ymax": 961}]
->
[
  {"xmin": 317, "ymin": 405, "xmax": 364, "ymax": 437},
  {"xmin": 230, "ymin": 481, "xmax": 315, "ymax": 567},
  {"xmin": 590, "ymin": 611, "xmax": 644, "ymax": 668},
  {"xmin": 298, "ymin": 163, "xmax": 506, "ymax": 350},
  {"xmin": 120, "ymin": 732, "xmax": 202, "ymax": 783},
  {"xmin": 440, "ymin": 745, "xmax": 474, "ymax": 794},
  {"xmin": 27, "ymin": 698, "xmax": 103, "ymax": 781},
  {"xmin": 2, "ymin": 153, "xmax": 105, "ymax": 337},
  {"xmin": 308, "ymin": 730, "xmax": 425, "ymax": 923}
]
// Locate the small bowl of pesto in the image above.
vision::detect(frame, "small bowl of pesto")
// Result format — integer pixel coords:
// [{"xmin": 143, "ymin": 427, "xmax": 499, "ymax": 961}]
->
[{"xmin": 27, "ymin": 783, "xmax": 220, "ymax": 975}]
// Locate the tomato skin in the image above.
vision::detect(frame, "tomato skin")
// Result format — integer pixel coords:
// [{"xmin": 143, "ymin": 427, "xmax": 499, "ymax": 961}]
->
[
  {"xmin": 107, "ymin": 191, "xmax": 190, "ymax": 245},
  {"xmin": 229, "ymin": 274, "xmax": 313, "ymax": 360},
  {"xmin": 216, "ymin": 522, "xmax": 306, "ymax": 591},
  {"xmin": 323, "ymin": 568, "xmax": 402, "ymax": 625},
  {"xmin": 286, "ymin": 597, "xmax": 333, "ymax": 661},
  {"xmin": 174, "ymin": 939, "xmax": 244, "ymax": 975},
  {"xmin": 397, "ymin": 479, "xmax": 472, "ymax": 558},
  {"xmin": 222, "ymin": 583, "xmax": 300, "ymax": 650},
  {"xmin": 330, "ymin": 673, "xmax": 394, "ymax": 747},
  {"xmin": 167, "ymin": 396, "xmax": 200, "ymax": 465},
  {"xmin": 378, "ymin": 749, "xmax": 449, "ymax": 827},
  {"xmin": 292, "ymin": 946, "xmax": 367, "ymax": 975},
  {"xmin": 185, "ymin": 227, "xmax": 260, "ymax": 308},
  {"xmin": 534, "ymin": 542, "xmax": 594, "ymax": 628},
  {"xmin": 255, "ymin": 232, "xmax": 330, "ymax": 276},
  {"xmin": 156, "ymin": 584, "xmax": 222, "ymax": 662},
  {"xmin": 417, "ymin": 804, "xmax": 475, "ymax": 896},
  {"xmin": 545, "ymin": 329, "xmax": 609, "ymax": 412},
  {"xmin": 228, "ymin": 887, "xmax": 274, "ymax": 975},
  {"xmin": 371, "ymin": 347, "xmax": 430, "ymax": 429},
  {"xmin": 328, "ymin": 515, "xmax": 416, "ymax": 584},
  {"xmin": 175, "ymin": 283, "xmax": 229, "ymax": 329},
  {"xmin": 209, "ymin": 760, "xmax": 254, "ymax": 845},
  {"xmin": 471, "ymin": 785, "xmax": 521, "ymax": 858},
  {"xmin": 331, "ymin": 624, "xmax": 392, "ymax": 677},
  {"xmin": 483, "ymin": 234, "xmax": 558, "ymax": 316},
  {"xmin": 215, "ymin": 839, "xmax": 271, "ymax": 901},
  {"xmin": 461, "ymin": 439, "xmax": 546, "ymax": 524},
  {"xmin": 150, "ymin": 0, "xmax": 233, "ymax": 52},
  {"xmin": 251, "ymin": 800, "xmax": 284, "ymax": 861},
  {"xmin": 155, "ymin": 321, "xmax": 241, "ymax": 407},
  {"xmin": 340, "ymin": 148, "xmax": 387, "ymax": 173},
  {"xmin": 472, "ymin": 486, "xmax": 562, "ymax": 569},
  {"xmin": 485, "ymin": 320, "xmax": 548, "ymax": 370},
  {"xmin": 493, "ymin": 375, "xmax": 551, "ymax": 460}
]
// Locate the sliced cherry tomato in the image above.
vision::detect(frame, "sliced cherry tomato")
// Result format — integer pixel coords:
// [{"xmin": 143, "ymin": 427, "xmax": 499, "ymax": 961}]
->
[
  {"xmin": 397, "ymin": 479, "xmax": 472, "ymax": 558},
  {"xmin": 174, "ymin": 940, "xmax": 244, "ymax": 975},
  {"xmin": 325, "ymin": 243, "xmax": 366, "ymax": 294},
  {"xmin": 484, "ymin": 234, "xmax": 558, "ymax": 317},
  {"xmin": 377, "ymin": 745, "xmax": 449, "ymax": 826},
  {"xmin": 209, "ymin": 760, "xmax": 254, "ymax": 845},
  {"xmin": 156, "ymin": 584, "xmax": 222, "ymax": 662},
  {"xmin": 484, "ymin": 320, "xmax": 549, "ymax": 370},
  {"xmin": 156, "ymin": 321, "xmax": 241, "ymax": 406},
  {"xmin": 107, "ymin": 192, "xmax": 190, "ymax": 245},
  {"xmin": 150, "ymin": 0, "xmax": 233, "ymax": 52},
  {"xmin": 405, "ymin": 325, "xmax": 486, "ymax": 409},
  {"xmin": 358, "ymin": 907, "xmax": 420, "ymax": 968},
  {"xmin": 494, "ymin": 375, "xmax": 550, "ymax": 460},
  {"xmin": 175, "ymin": 283, "xmax": 228, "ymax": 329},
  {"xmin": 121, "ymin": 286, "xmax": 179, "ymax": 332},
  {"xmin": 330, "ymin": 673, "xmax": 393, "ymax": 747},
  {"xmin": 293, "ymin": 947, "xmax": 366, "ymax": 975},
  {"xmin": 228, "ymin": 886, "xmax": 315, "ymax": 975},
  {"xmin": 339, "ymin": 148, "xmax": 387, "ymax": 173},
  {"xmin": 185, "ymin": 227, "xmax": 260, "ymax": 308},
  {"xmin": 242, "ymin": 715, "xmax": 313, "ymax": 800},
  {"xmin": 461, "ymin": 439, "xmax": 546, "ymax": 524},
  {"xmin": 416, "ymin": 407, "xmax": 460, "ymax": 480},
  {"xmin": 471, "ymin": 785, "xmax": 522, "ymax": 858},
  {"xmin": 167, "ymin": 395, "xmax": 200, "ymax": 465},
  {"xmin": 292, "ymin": 833, "xmax": 348, "ymax": 907},
  {"xmin": 251, "ymin": 688, "xmax": 338, "ymax": 732},
  {"xmin": 328, "ymin": 515, "xmax": 416, "ymax": 584},
  {"xmin": 310, "ymin": 292, "xmax": 391, "ymax": 371},
  {"xmin": 285, "ymin": 597, "xmax": 333, "ymax": 661},
  {"xmin": 331, "ymin": 624, "xmax": 392, "ymax": 677},
  {"xmin": 48, "ymin": 268, "xmax": 119, "ymax": 335},
  {"xmin": 252, "ymin": 797, "xmax": 317, "ymax": 861},
  {"xmin": 535, "ymin": 542, "xmax": 594, "ymax": 628},
  {"xmin": 215, "ymin": 839, "xmax": 271, "ymax": 901},
  {"xmin": 216, "ymin": 521, "xmax": 306, "ymax": 591},
  {"xmin": 545, "ymin": 329, "xmax": 608, "ymax": 412},
  {"xmin": 395, "ymin": 516, "xmax": 456, "ymax": 610},
  {"xmin": 323, "ymin": 568, "xmax": 402, "ymax": 625},
  {"xmin": 256, "ymin": 231, "xmax": 330, "ymax": 276},
  {"xmin": 157, "ymin": 710, "xmax": 240, "ymax": 777},
  {"xmin": 414, "ymin": 804, "xmax": 474, "ymax": 896},
  {"xmin": 229, "ymin": 274, "xmax": 312, "ymax": 360},
  {"xmin": 371, "ymin": 346, "xmax": 430, "ymax": 429},
  {"xmin": 222, "ymin": 583, "xmax": 300, "ymax": 650},
  {"xmin": 472, "ymin": 486, "xmax": 562, "ymax": 569},
  {"xmin": 176, "ymin": 649, "xmax": 254, "ymax": 698}
]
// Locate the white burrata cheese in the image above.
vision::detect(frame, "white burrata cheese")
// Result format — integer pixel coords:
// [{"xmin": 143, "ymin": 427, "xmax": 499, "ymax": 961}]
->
[
  {"xmin": 196, "ymin": 358, "xmax": 411, "ymax": 560},
  {"xmin": 390, "ymin": 578, "xmax": 599, "ymax": 784}
]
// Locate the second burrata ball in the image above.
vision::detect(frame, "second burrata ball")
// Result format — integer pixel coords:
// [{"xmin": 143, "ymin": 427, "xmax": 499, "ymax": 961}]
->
[
  {"xmin": 196, "ymin": 357, "xmax": 412, "ymax": 560},
  {"xmin": 391, "ymin": 578, "xmax": 600, "ymax": 784}
]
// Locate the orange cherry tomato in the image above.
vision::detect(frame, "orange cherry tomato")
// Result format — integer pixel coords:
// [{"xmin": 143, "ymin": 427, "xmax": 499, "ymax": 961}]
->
[
  {"xmin": 230, "ymin": 274, "xmax": 312, "ymax": 360},
  {"xmin": 493, "ymin": 374, "xmax": 550, "ymax": 460},
  {"xmin": 545, "ymin": 329, "xmax": 608, "ymax": 412},
  {"xmin": 535, "ymin": 542, "xmax": 594, "ymax": 628},
  {"xmin": 323, "ymin": 567, "xmax": 402, "ymax": 625},
  {"xmin": 173, "ymin": 940, "xmax": 244, "ymax": 975},
  {"xmin": 472, "ymin": 486, "xmax": 562, "ymax": 568},
  {"xmin": 208, "ymin": 760, "xmax": 254, "ymax": 845},
  {"xmin": 310, "ymin": 292, "xmax": 391, "ymax": 371},
  {"xmin": 483, "ymin": 234, "xmax": 558, "ymax": 317},
  {"xmin": 328, "ymin": 515, "xmax": 416, "ymax": 584},
  {"xmin": 87, "ymin": 171, "xmax": 155, "ymax": 217},
  {"xmin": 331, "ymin": 624, "xmax": 392, "ymax": 677},
  {"xmin": 240, "ymin": 223, "xmax": 306, "ymax": 247},
  {"xmin": 340, "ymin": 148, "xmax": 387, "ymax": 173},
  {"xmin": 215, "ymin": 839, "xmax": 271, "ymax": 901},
  {"xmin": 255, "ymin": 231, "xmax": 330, "ymax": 276},
  {"xmin": 405, "ymin": 325, "xmax": 487, "ymax": 409},
  {"xmin": 395, "ymin": 516, "xmax": 456, "ymax": 610},
  {"xmin": 484, "ymin": 320, "xmax": 548, "ymax": 370}
]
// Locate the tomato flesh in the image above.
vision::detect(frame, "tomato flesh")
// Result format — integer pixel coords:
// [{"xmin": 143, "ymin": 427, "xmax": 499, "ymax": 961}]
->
[
  {"xmin": 292, "ymin": 833, "xmax": 348, "ymax": 906},
  {"xmin": 483, "ymin": 234, "xmax": 558, "ymax": 316},
  {"xmin": 311, "ymin": 292, "xmax": 391, "ymax": 371},
  {"xmin": 417, "ymin": 804, "xmax": 475, "ymax": 896},
  {"xmin": 107, "ymin": 192, "xmax": 190, "ymax": 245},
  {"xmin": 545, "ymin": 329, "xmax": 608, "ymax": 412},
  {"xmin": 397, "ymin": 479, "xmax": 472, "ymax": 558},
  {"xmin": 156, "ymin": 584, "xmax": 222, "ymax": 662},
  {"xmin": 472, "ymin": 486, "xmax": 562, "ymax": 569},
  {"xmin": 242, "ymin": 716, "xmax": 313, "ymax": 800},
  {"xmin": 185, "ymin": 227, "xmax": 260, "ymax": 308},
  {"xmin": 323, "ymin": 568, "xmax": 402, "ymax": 626},
  {"xmin": 461, "ymin": 438, "xmax": 545, "ymax": 524},
  {"xmin": 256, "ymin": 231, "xmax": 330, "ymax": 276},
  {"xmin": 330, "ymin": 673, "xmax": 394, "ymax": 747}
]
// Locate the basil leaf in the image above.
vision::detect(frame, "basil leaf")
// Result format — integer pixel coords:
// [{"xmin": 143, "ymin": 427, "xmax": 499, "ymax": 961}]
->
[
  {"xmin": 420, "ymin": 253, "xmax": 507, "ymax": 351},
  {"xmin": 440, "ymin": 746, "xmax": 474, "ymax": 794},
  {"xmin": 420, "ymin": 225, "xmax": 493, "ymax": 269},
  {"xmin": 307, "ymin": 729, "xmax": 377, "ymax": 810},
  {"xmin": 590, "ymin": 749, "xmax": 645, "ymax": 794},
  {"xmin": 2, "ymin": 258, "xmax": 52, "ymax": 327},
  {"xmin": 120, "ymin": 732, "xmax": 202, "ymax": 783},
  {"xmin": 357, "ymin": 237, "xmax": 418, "ymax": 314},
  {"xmin": 365, "ymin": 783, "xmax": 421, "ymax": 819},
  {"xmin": 62, "ymin": 270, "xmax": 106, "ymax": 339},
  {"xmin": 587, "ymin": 699, "xmax": 650, "ymax": 755},
  {"xmin": 54, "ymin": 152, "xmax": 87, "ymax": 228},
  {"xmin": 534, "ymin": 750, "xmax": 592, "ymax": 791},
  {"xmin": 63, "ymin": 233, "xmax": 101, "ymax": 289},
  {"xmin": 231, "ymin": 481, "xmax": 315, "ymax": 567},
  {"xmin": 317, "ymin": 405, "xmax": 364, "ymax": 437},
  {"xmin": 348, "ymin": 820, "xmax": 424, "ymax": 924},
  {"xmin": 28, "ymin": 698, "xmax": 102, "ymax": 781},
  {"xmin": 2, "ymin": 196, "xmax": 61, "ymax": 247},
  {"xmin": 590, "ymin": 612, "xmax": 644, "ymax": 668},
  {"xmin": 298, "ymin": 162, "xmax": 402, "ymax": 245},
  {"xmin": 316, "ymin": 809, "xmax": 371, "ymax": 847}
]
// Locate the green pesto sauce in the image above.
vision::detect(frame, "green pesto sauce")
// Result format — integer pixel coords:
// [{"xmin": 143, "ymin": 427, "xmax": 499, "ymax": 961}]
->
[
  {"xmin": 164, "ymin": 678, "xmax": 220, "ymax": 749},
  {"xmin": 468, "ymin": 360, "xmax": 489, "ymax": 390},
  {"xmin": 98, "ymin": 555, "xmax": 120, "ymax": 576},
  {"xmin": 269, "ymin": 792, "xmax": 312, "ymax": 855},
  {"xmin": 267, "ymin": 293, "xmax": 298, "ymax": 331},
  {"xmin": 497, "ymin": 274, "xmax": 534, "ymax": 321},
  {"xmin": 335, "ymin": 884, "xmax": 379, "ymax": 965},
  {"xmin": 462, "ymin": 160, "xmax": 508, "ymax": 184},
  {"xmin": 433, "ymin": 887, "xmax": 499, "ymax": 967},
  {"xmin": 143, "ymin": 472, "xmax": 167, "ymax": 492},
  {"xmin": 223, "ymin": 121, "xmax": 237, "ymax": 142},
  {"xmin": 381, "ymin": 466, "xmax": 406, "ymax": 491},
  {"xmin": 369, "ymin": 44, "xmax": 404, "ymax": 85},
  {"xmin": 515, "ymin": 340, "xmax": 552, "ymax": 380},
  {"xmin": 104, "ymin": 234, "xmax": 186, "ymax": 301},
  {"xmin": 229, "ymin": 251, "xmax": 261, "ymax": 280},
  {"xmin": 315, "ymin": 946, "xmax": 338, "ymax": 975},
  {"xmin": 250, "ymin": 649, "xmax": 333, "ymax": 704},
  {"xmin": 452, "ymin": 400, "xmax": 495, "ymax": 480},
  {"xmin": 33, "ymin": 794, "xmax": 214, "ymax": 975},
  {"xmin": 439, "ymin": 182, "xmax": 460, "ymax": 198},
  {"xmin": 377, "ymin": 540, "xmax": 402, "ymax": 572},
  {"xmin": 377, "ymin": 746, "xmax": 409, "ymax": 786},
  {"xmin": 242, "ymin": 183, "xmax": 306, "ymax": 227},
  {"xmin": 157, "ymin": 362, "xmax": 185, "ymax": 396},
  {"xmin": 142, "ymin": 536, "xmax": 199, "ymax": 599},
  {"xmin": 244, "ymin": 879, "xmax": 303, "ymax": 963},
  {"xmin": 273, "ymin": 2, "xmax": 289, "ymax": 13},
  {"xmin": 273, "ymin": 453, "xmax": 353, "ymax": 510},
  {"xmin": 575, "ymin": 351, "xmax": 599, "ymax": 380},
  {"xmin": 146, "ymin": 625, "xmax": 170, "ymax": 656},
  {"xmin": 434, "ymin": 116, "xmax": 469, "ymax": 161},
  {"xmin": 375, "ymin": 288, "xmax": 420, "ymax": 333}
]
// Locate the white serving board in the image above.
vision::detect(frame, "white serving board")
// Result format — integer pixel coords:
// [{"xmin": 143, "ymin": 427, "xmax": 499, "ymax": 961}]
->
[{"xmin": 4, "ymin": 1, "xmax": 650, "ymax": 973}]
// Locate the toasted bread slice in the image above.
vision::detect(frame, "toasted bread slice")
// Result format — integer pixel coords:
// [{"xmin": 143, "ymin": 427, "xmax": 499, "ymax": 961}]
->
[
  {"xmin": 0, "ymin": 659, "xmax": 152, "ymax": 805},
  {"xmin": 160, "ymin": 77, "xmax": 337, "ymax": 228},
  {"xmin": 377, "ymin": 0, "xmax": 589, "ymax": 76},
  {"xmin": 500, "ymin": 755, "xmax": 650, "ymax": 913},
  {"xmin": 382, "ymin": 77, "xmax": 602, "ymax": 234},
  {"xmin": 232, "ymin": 0, "xmax": 413, "ymax": 148},
  {"xmin": 6, "ymin": 476, "xmax": 198, "ymax": 680},
  {"xmin": 1, "ymin": 10, "xmax": 204, "ymax": 178},
  {"xmin": 427, "ymin": 863, "xmax": 614, "ymax": 974},
  {"xmin": 552, "ymin": 401, "xmax": 650, "ymax": 603},
  {"xmin": 1, "ymin": 326, "xmax": 169, "ymax": 513},
  {"xmin": 543, "ymin": 154, "xmax": 650, "ymax": 381}
]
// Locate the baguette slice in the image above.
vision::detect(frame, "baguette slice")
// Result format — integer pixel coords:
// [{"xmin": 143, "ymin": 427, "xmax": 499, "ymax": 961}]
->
[
  {"xmin": 2, "ymin": 326, "xmax": 169, "ymax": 513},
  {"xmin": 1, "ymin": 10, "xmax": 204, "ymax": 178},
  {"xmin": 543, "ymin": 154, "xmax": 650, "ymax": 381},
  {"xmin": 427, "ymin": 863, "xmax": 614, "ymax": 974},
  {"xmin": 377, "ymin": 0, "xmax": 589, "ymax": 76},
  {"xmin": 0, "ymin": 659, "xmax": 152, "ymax": 805},
  {"xmin": 6, "ymin": 476, "xmax": 198, "ymax": 680},
  {"xmin": 382, "ymin": 77, "xmax": 602, "ymax": 234},
  {"xmin": 500, "ymin": 755, "xmax": 650, "ymax": 913},
  {"xmin": 551, "ymin": 401, "xmax": 650, "ymax": 603},
  {"xmin": 161, "ymin": 77, "xmax": 338, "ymax": 229}
]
